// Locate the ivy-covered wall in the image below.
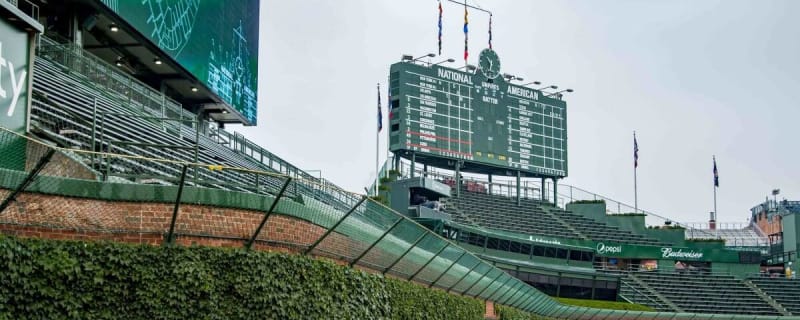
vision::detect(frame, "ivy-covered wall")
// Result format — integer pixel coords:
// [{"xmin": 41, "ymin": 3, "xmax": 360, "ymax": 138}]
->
[{"xmin": 0, "ymin": 235, "xmax": 485, "ymax": 319}]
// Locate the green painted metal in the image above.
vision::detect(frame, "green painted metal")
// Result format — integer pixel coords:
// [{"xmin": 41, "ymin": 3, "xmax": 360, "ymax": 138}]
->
[
  {"xmin": 408, "ymin": 243, "xmax": 449, "ymax": 281},
  {"xmin": 0, "ymin": 149, "xmax": 54, "ymax": 214},
  {"xmin": 388, "ymin": 60, "xmax": 568, "ymax": 178},
  {"xmin": 245, "ymin": 177, "xmax": 292, "ymax": 249},
  {"xmin": 428, "ymin": 250, "xmax": 467, "ymax": 288},
  {"xmin": 462, "ymin": 266, "xmax": 494, "ymax": 295},
  {"xmin": 446, "ymin": 259, "xmax": 482, "ymax": 292},
  {"xmin": 382, "ymin": 232, "xmax": 429, "ymax": 274},
  {"xmin": 349, "ymin": 216, "xmax": 404, "ymax": 267},
  {"xmin": 303, "ymin": 196, "xmax": 367, "ymax": 254},
  {"xmin": 165, "ymin": 165, "xmax": 188, "ymax": 245}
]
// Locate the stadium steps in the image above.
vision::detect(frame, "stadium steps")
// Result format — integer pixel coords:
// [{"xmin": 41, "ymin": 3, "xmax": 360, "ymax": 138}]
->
[
  {"xmin": 627, "ymin": 271, "xmax": 782, "ymax": 315},
  {"xmin": 31, "ymin": 44, "xmax": 359, "ymax": 215},
  {"xmin": 743, "ymin": 279, "xmax": 792, "ymax": 316},
  {"xmin": 620, "ymin": 273, "xmax": 682, "ymax": 313},
  {"xmin": 749, "ymin": 277, "xmax": 800, "ymax": 315}
]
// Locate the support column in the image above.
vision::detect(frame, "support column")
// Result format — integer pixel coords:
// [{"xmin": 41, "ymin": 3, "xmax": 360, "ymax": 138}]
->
[
  {"xmin": 552, "ymin": 178, "xmax": 558, "ymax": 207},
  {"xmin": 541, "ymin": 177, "xmax": 547, "ymax": 202},
  {"xmin": 454, "ymin": 161, "xmax": 461, "ymax": 198},
  {"xmin": 488, "ymin": 174, "xmax": 493, "ymax": 194},
  {"xmin": 423, "ymin": 163, "xmax": 428, "ymax": 178},
  {"xmin": 410, "ymin": 152, "xmax": 416, "ymax": 178},
  {"xmin": 517, "ymin": 170, "xmax": 522, "ymax": 206}
]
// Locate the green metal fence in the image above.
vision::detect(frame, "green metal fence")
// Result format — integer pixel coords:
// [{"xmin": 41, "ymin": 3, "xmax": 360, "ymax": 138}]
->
[{"xmin": 0, "ymin": 127, "xmax": 795, "ymax": 319}]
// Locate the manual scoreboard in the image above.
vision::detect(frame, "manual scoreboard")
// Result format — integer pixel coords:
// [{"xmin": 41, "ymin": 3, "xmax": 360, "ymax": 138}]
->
[{"xmin": 388, "ymin": 49, "xmax": 567, "ymax": 178}]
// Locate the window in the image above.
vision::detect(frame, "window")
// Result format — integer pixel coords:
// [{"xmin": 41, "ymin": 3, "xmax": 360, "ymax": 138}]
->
[
  {"xmin": 498, "ymin": 239, "xmax": 510, "ymax": 251},
  {"xmin": 509, "ymin": 241, "xmax": 521, "ymax": 253},
  {"xmin": 533, "ymin": 246, "xmax": 545, "ymax": 257},
  {"xmin": 486, "ymin": 237, "xmax": 499, "ymax": 250},
  {"xmin": 556, "ymin": 248, "xmax": 568, "ymax": 259}
]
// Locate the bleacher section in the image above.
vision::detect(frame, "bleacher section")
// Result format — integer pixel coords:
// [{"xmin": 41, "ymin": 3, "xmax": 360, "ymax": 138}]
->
[
  {"xmin": 624, "ymin": 271, "xmax": 782, "ymax": 316},
  {"xmin": 29, "ymin": 38, "xmax": 352, "ymax": 213},
  {"xmin": 444, "ymin": 187, "xmax": 665, "ymax": 245},
  {"xmin": 749, "ymin": 277, "xmax": 800, "ymax": 315},
  {"xmin": 686, "ymin": 226, "xmax": 767, "ymax": 248}
]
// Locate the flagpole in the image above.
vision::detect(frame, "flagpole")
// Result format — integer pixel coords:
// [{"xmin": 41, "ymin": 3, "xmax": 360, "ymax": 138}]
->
[
  {"xmin": 634, "ymin": 131, "xmax": 638, "ymax": 214},
  {"xmin": 375, "ymin": 83, "xmax": 380, "ymax": 197},
  {"xmin": 713, "ymin": 155, "xmax": 717, "ymax": 223}
]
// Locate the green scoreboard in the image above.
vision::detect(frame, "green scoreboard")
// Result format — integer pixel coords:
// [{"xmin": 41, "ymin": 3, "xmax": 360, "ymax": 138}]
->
[{"xmin": 388, "ymin": 49, "xmax": 567, "ymax": 178}]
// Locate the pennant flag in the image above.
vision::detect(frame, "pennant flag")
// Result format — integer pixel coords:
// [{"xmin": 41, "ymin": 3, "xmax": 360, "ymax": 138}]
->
[
  {"xmin": 438, "ymin": 1, "xmax": 443, "ymax": 56},
  {"xmin": 634, "ymin": 134, "xmax": 639, "ymax": 168},
  {"xmin": 377, "ymin": 84, "xmax": 383, "ymax": 132},
  {"xmin": 488, "ymin": 13, "xmax": 492, "ymax": 49},
  {"xmin": 713, "ymin": 157, "xmax": 719, "ymax": 187},
  {"xmin": 463, "ymin": 4, "xmax": 469, "ymax": 61}
]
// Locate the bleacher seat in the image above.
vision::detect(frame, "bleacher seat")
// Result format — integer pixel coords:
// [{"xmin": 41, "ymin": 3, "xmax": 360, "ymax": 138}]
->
[
  {"xmin": 443, "ymin": 186, "xmax": 665, "ymax": 245},
  {"xmin": 623, "ymin": 271, "xmax": 782, "ymax": 315},
  {"xmin": 750, "ymin": 277, "xmax": 800, "ymax": 315}
]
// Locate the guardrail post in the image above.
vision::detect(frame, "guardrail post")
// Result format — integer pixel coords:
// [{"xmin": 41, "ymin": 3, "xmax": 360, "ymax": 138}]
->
[
  {"xmin": 463, "ymin": 268, "xmax": 494, "ymax": 296},
  {"xmin": 244, "ymin": 177, "xmax": 292, "ymax": 249},
  {"xmin": 474, "ymin": 273, "xmax": 503, "ymax": 298},
  {"xmin": 304, "ymin": 196, "xmax": 367, "ymax": 255},
  {"xmin": 407, "ymin": 243, "xmax": 449, "ymax": 281},
  {"xmin": 428, "ymin": 251, "xmax": 467, "ymax": 288},
  {"xmin": 0, "ymin": 149, "xmax": 55, "ymax": 214},
  {"xmin": 446, "ymin": 260, "xmax": 482, "ymax": 292},
  {"xmin": 164, "ymin": 165, "xmax": 188, "ymax": 245},
  {"xmin": 349, "ymin": 217, "xmax": 403, "ymax": 267},
  {"xmin": 382, "ymin": 232, "xmax": 428, "ymax": 274},
  {"xmin": 496, "ymin": 282, "xmax": 522, "ymax": 305},
  {"xmin": 485, "ymin": 276, "xmax": 514, "ymax": 301}
]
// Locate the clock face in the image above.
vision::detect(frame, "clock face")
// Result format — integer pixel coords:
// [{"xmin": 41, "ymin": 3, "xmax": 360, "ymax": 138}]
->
[{"xmin": 479, "ymin": 48, "xmax": 501, "ymax": 79}]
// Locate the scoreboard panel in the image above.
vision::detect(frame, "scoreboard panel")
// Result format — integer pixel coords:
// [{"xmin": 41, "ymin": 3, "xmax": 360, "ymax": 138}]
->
[{"xmin": 388, "ymin": 54, "xmax": 568, "ymax": 178}]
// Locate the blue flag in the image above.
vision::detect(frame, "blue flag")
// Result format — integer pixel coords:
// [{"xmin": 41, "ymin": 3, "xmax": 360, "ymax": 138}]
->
[
  {"xmin": 634, "ymin": 134, "xmax": 639, "ymax": 168},
  {"xmin": 713, "ymin": 157, "xmax": 719, "ymax": 187},
  {"xmin": 377, "ymin": 84, "xmax": 383, "ymax": 132}
]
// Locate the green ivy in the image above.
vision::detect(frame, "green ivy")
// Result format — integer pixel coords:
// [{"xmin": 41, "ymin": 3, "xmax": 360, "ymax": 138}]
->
[{"xmin": 0, "ymin": 235, "xmax": 490, "ymax": 319}]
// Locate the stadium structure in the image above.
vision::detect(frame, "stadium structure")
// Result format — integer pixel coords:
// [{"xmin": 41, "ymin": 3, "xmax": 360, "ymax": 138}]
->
[{"xmin": 0, "ymin": 0, "xmax": 798, "ymax": 319}]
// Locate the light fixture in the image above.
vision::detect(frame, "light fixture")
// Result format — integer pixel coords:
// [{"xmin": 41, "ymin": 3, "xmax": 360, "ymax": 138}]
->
[
  {"xmin": 458, "ymin": 64, "xmax": 477, "ymax": 71},
  {"xmin": 434, "ymin": 58, "xmax": 456, "ymax": 65},
  {"xmin": 546, "ymin": 88, "xmax": 574, "ymax": 98},
  {"xmin": 191, "ymin": 86, "xmax": 198, "ymax": 92},
  {"xmin": 153, "ymin": 57, "xmax": 162, "ymax": 65},
  {"xmin": 522, "ymin": 81, "xmax": 542, "ymax": 87},
  {"xmin": 411, "ymin": 53, "xmax": 436, "ymax": 62},
  {"xmin": 401, "ymin": 54, "xmax": 414, "ymax": 61},
  {"xmin": 537, "ymin": 85, "xmax": 558, "ymax": 91},
  {"xmin": 109, "ymin": 23, "xmax": 119, "ymax": 32},
  {"xmin": 222, "ymin": 110, "xmax": 229, "ymax": 114},
  {"xmin": 115, "ymin": 57, "xmax": 123, "ymax": 67},
  {"xmin": 503, "ymin": 74, "xmax": 524, "ymax": 82}
]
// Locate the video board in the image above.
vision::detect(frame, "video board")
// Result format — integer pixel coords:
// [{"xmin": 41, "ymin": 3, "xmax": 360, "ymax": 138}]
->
[
  {"xmin": 101, "ymin": 0, "xmax": 260, "ymax": 125},
  {"xmin": 388, "ymin": 50, "xmax": 567, "ymax": 177}
]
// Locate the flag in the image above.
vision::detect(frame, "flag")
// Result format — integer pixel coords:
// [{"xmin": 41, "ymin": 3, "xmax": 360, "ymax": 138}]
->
[
  {"xmin": 377, "ymin": 84, "xmax": 382, "ymax": 132},
  {"xmin": 438, "ymin": 1, "xmax": 443, "ymax": 56},
  {"xmin": 488, "ymin": 13, "xmax": 492, "ymax": 49},
  {"xmin": 463, "ymin": 4, "xmax": 468, "ymax": 61},
  {"xmin": 713, "ymin": 157, "xmax": 719, "ymax": 187},
  {"xmin": 634, "ymin": 134, "xmax": 639, "ymax": 168}
]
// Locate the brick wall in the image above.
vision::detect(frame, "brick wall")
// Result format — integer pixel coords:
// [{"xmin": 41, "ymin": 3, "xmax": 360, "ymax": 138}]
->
[{"xmin": 0, "ymin": 189, "xmax": 497, "ymax": 315}]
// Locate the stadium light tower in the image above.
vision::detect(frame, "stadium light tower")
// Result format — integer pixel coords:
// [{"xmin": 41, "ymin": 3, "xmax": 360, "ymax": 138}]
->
[{"xmin": 434, "ymin": 58, "xmax": 456, "ymax": 65}]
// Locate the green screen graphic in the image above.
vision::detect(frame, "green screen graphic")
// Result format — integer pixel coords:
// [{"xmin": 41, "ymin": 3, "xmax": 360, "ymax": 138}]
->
[
  {"xmin": 101, "ymin": 0, "xmax": 260, "ymax": 125},
  {"xmin": 389, "ymin": 52, "xmax": 567, "ymax": 178}
]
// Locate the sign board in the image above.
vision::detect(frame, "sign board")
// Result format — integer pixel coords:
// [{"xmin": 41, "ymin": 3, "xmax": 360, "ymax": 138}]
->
[
  {"xmin": 389, "ymin": 49, "xmax": 567, "ymax": 178},
  {"xmin": 0, "ymin": 12, "xmax": 34, "ymax": 171},
  {"xmin": 101, "ymin": 0, "xmax": 260, "ymax": 125}
]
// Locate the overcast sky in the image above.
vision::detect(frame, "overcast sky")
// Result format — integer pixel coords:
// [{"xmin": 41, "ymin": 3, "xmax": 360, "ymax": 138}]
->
[{"xmin": 233, "ymin": 0, "xmax": 800, "ymax": 226}]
